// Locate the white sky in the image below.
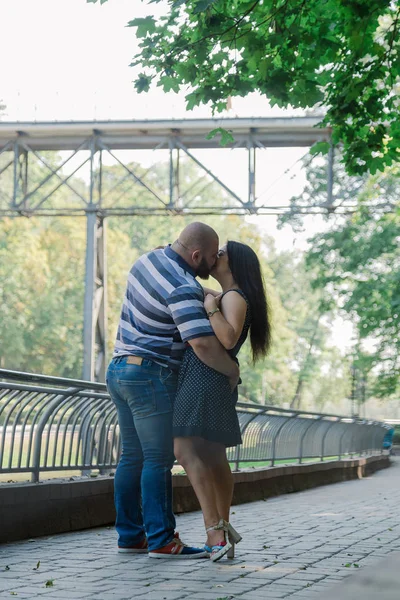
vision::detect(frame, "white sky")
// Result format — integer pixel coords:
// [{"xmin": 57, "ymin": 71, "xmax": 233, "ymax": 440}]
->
[
  {"xmin": 0, "ymin": 0, "xmax": 354, "ymax": 350},
  {"xmin": 0, "ymin": 0, "xmax": 316, "ymax": 247}
]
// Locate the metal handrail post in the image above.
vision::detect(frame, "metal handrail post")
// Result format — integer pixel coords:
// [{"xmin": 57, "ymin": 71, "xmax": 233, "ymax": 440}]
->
[
  {"xmin": 31, "ymin": 387, "xmax": 79, "ymax": 483},
  {"xmin": 339, "ymin": 424, "xmax": 351, "ymax": 460},
  {"xmin": 299, "ymin": 418, "xmax": 321, "ymax": 464},
  {"xmin": 233, "ymin": 411, "xmax": 265, "ymax": 470},
  {"xmin": 320, "ymin": 418, "xmax": 339, "ymax": 461},
  {"xmin": 271, "ymin": 416, "xmax": 293, "ymax": 467}
]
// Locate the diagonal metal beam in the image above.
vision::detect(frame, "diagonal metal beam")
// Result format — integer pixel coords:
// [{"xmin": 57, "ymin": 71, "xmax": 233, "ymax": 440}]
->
[
  {"xmin": 99, "ymin": 141, "xmax": 168, "ymax": 208},
  {"xmin": 29, "ymin": 156, "xmax": 91, "ymax": 211},
  {"xmin": 0, "ymin": 157, "xmax": 14, "ymax": 177},
  {"xmin": 17, "ymin": 142, "xmax": 90, "ymax": 209},
  {"xmin": 174, "ymin": 138, "xmax": 248, "ymax": 209},
  {"xmin": 0, "ymin": 141, "xmax": 13, "ymax": 157},
  {"xmin": 14, "ymin": 140, "xmax": 90, "ymax": 209}
]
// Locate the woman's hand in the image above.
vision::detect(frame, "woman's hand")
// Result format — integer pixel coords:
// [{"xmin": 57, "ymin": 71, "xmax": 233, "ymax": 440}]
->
[{"xmin": 204, "ymin": 293, "xmax": 218, "ymax": 313}]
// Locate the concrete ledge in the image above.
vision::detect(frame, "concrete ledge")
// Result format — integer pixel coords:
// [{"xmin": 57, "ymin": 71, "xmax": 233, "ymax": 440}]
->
[
  {"xmin": 0, "ymin": 454, "xmax": 389, "ymax": 543},
  {"xmin": 173, "ymin": 454, "xmax": 389, "ymax": 512}
]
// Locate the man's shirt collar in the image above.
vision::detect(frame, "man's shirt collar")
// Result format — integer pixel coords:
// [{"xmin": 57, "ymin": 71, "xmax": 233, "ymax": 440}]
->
[{"xmin": 164, "ymin": 245, "xmax": 196, "ymax": 278}]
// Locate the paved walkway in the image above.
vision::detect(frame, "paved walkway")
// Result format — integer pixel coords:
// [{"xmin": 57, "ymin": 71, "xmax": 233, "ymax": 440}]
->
[{"xmin": 1, "ymin": 458, "xmax": 400, "ymax": 600}]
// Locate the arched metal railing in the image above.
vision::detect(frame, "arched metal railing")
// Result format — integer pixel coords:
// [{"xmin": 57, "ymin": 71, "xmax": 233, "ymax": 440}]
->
[{"xmin": 0, "ymin": 369, "xmax": 389, "ymax": 482}]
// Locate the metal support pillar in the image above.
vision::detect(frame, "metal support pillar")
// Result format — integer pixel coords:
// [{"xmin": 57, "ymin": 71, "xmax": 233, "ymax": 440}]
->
[
  {"xmin": 169, "ymin": 140, "xmax": 174, "ymax": 209},
  {"xmin": 83, "ymin": 211, "xmax": 97, "ymax": 381},
  {"xmin": 83, "ymin": 212, "xmax": 107, "ymax": 382},
  {"xmin": 95, "ymin": 216, "xmax": 107, "ymax": 381},
  {"xmin": 12, "ymin": 141, "xmax": 28, "ymax": 210},
  {"xmin": 248, "ymin": 135, "xmax": 256, "ymax": 208},
  {"xmin": 12, "ymin": 141, "xmax": 19, "ymax": 208},
  {"xmin": 326, "ymin": 142, "xmax": 334, "ymax": 208},
  {"xmin": 168, "ymin": 140, "xmax": 181, "ymax": 210},
  {"xmin": 83, "ymin": 137, "xmax": 107, "ymax": 382}
]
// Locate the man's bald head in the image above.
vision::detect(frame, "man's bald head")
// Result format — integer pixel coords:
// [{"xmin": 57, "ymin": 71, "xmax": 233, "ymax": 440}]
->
[
  {"xmin": 178, "ymin": 222, "xmax": 218, "ymax": 252},
  {"xmin": 173, "ymin": 222, "xmax": 219, "ymax": 279}
]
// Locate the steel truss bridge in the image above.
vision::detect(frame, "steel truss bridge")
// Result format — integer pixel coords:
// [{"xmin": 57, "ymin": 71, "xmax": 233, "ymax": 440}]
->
[{"xmin": 0, "ymin": 117, "xmax": 333, "ymax": 383}]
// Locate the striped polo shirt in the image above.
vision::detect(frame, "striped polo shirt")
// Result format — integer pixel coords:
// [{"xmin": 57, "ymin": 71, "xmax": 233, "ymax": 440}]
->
[{"xmin": 113, "ymin": 245, "xmax": 214, "ymax": 370}]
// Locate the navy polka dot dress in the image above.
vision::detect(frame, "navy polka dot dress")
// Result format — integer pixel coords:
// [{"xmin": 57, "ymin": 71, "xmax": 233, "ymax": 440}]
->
[{"xmin": 173, "ymin": 289, "xmax": 251, "ymax": 448}]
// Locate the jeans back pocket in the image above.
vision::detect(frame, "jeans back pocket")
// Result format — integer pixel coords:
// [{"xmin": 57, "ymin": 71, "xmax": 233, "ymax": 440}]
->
[{"xmin": 117, "ymin": 379, "xmax": 156, "ymax": 419}]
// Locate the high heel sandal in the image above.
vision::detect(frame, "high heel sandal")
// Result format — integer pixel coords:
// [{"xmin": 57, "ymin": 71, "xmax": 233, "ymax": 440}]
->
[
  {"xmin": 224, "ymin": 520, "xmax": 242, "ymax": 559},
  {"xmin": 223, "ymin": 520, "xmax": 242, "ymax": 544},
  {"xmin": 204, "ymin": 520, "xmax": 243, "ymax": 560},
  {"xmin": 206, "ymin": 519, "xmax": 232, "ymax": 562}
]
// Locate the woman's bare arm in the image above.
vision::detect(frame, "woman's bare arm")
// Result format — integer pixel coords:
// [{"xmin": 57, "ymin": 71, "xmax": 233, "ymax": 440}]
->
[{"xmin": 204, "ymin": 291, "xmax": 247, "ymax": 350}]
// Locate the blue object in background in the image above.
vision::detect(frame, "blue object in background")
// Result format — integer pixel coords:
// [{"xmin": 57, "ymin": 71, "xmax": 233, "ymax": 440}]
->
[{"xmin": 383, "ymin": 427, "xmax": 395, "ymax": 450}]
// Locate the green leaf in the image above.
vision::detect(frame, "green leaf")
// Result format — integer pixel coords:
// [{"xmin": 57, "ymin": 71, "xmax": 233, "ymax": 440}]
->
[
  {"xmin": 185, "ymin": 92, "xmax": 202, "ymax": 111},
  {"xmin": 134, "ymin": 74, "xmax": 152, "ymax": 93},
  {"xmin": 158, "ymin": 76, "xmax": 181, "ymax": 93},
  {"xmin": 205, "ymin": 128, "xmax": 235, "ymax": 146},
  {"xmin": 127, "ymin": 17, "xmax": 156, "ymax": 38},
  {"xmin": 193, "ymin": 0, "xmax": 217, "ymax": 14},
  {"xmin": 310, "ymin": 141, "xmax": 331, "ymax": 156},
  {"xmin": 33, "ymin": 561, "xmax": 41, "ymax": 571},
  {"xmin": 45, "ymin": 580, "xmax": 54, "ymax": 588},
  {"xmin": 344, "ymin": 563, "xmax": 352, "ymax": 567}
]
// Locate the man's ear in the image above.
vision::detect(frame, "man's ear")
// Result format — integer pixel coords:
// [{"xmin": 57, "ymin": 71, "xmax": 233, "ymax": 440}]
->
[{"xmin": 191, "ymin": 249, "xmax": 201, "ymax": 264}]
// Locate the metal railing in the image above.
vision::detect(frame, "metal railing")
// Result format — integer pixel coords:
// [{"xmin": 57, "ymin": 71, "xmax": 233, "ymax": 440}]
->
[{"xmin": 0, "ymin": 369, "xmax": 389, "ymax": 483}]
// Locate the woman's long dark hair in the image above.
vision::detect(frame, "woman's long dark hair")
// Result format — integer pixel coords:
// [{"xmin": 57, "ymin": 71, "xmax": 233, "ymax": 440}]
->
[{"xmin": 227, "ymin": 240, "xmax": 272, "ymax": 361}]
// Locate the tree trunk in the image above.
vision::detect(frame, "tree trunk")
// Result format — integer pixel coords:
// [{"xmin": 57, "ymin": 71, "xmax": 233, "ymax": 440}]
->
[{"xmin": 290, "ymin": 316, "xmax": 321, "ymax": 410}]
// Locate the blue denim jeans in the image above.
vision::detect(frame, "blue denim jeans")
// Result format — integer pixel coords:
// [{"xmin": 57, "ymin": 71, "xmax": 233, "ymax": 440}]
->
[{"xmin": 106, "ymin": 356, "xmax": 178, "ymax": 551}]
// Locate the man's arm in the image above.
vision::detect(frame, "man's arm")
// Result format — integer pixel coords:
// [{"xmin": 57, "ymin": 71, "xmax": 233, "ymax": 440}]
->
[
  {"xmin": 189, "ymin": 336, "xmax": 239, "ymax": 390},
  {"xmin": 166, "ymin": 283, "xmax": 239, "ymax": 389}
]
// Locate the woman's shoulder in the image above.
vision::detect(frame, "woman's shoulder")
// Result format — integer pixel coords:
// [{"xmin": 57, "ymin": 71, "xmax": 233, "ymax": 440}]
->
[
  {"xmin": 221, "ymin": 288, "xmax": 249, "ymax": 305},
  {"xmin": 221, "ymin": 289, "xmax": 250, "ymax": 321}
]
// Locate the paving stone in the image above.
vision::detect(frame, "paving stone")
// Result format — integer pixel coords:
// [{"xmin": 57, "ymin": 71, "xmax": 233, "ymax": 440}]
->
[{"xmin": 1, "ymin": 457, "xmax": 400, "ymax": 600}]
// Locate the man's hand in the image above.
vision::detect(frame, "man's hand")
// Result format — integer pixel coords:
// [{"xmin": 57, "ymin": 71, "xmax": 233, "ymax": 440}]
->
[
  {"xmin": 229, "ymin": 366, "xmax": 240, "ymax": 391},
  {"xmin": 189, "ymin": 336, "xmax": 240, "ymax": 390}
]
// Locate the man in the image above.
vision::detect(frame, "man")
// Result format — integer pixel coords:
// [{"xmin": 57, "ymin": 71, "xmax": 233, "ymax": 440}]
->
[{"xmin": 106, "ymin": 222, "xmax": 239, "ymax": 558}]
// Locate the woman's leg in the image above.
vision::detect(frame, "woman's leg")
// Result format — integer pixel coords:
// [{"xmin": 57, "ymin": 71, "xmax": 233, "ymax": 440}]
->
[
  {"xmin": 201, "ymin": 441, "xmax": 234, "ymax": 523},
  {"xmin": 174, "ymin": 436, "xmax": 224, "ymax": 547}
]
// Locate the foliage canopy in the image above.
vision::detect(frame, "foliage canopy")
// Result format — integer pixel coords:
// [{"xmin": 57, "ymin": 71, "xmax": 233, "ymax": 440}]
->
[{"xmin": 88, "ymin": 0, "xmax": 400, "ymax": 176}]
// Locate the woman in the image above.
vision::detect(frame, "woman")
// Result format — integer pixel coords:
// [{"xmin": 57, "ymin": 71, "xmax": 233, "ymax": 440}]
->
[{"xmin": 173, "ymin": 240, "xmax": 272, "ymax": 561}]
